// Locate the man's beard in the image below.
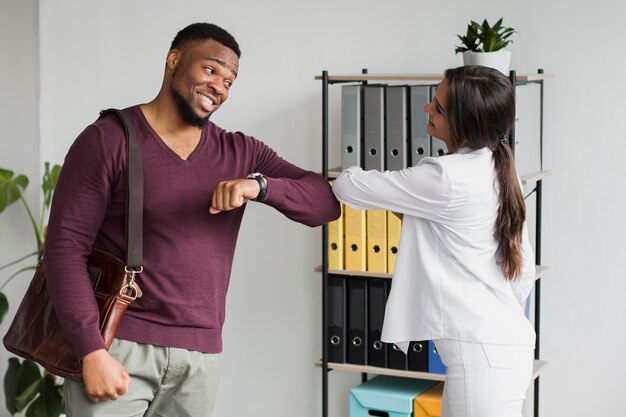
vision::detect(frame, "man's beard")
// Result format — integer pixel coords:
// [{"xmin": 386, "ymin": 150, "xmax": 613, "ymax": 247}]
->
[{"xmin": 169, "ymin": 81, "xmax": 211, "ymax": 129}]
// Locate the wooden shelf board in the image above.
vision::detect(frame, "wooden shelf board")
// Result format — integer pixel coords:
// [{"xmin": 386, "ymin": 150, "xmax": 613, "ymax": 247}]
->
[
  {"xmin": 532, "ymin": 360, "xmax": 549, "ymax": 380},
  {"xmin": 315, "ymin": 265, "xmax": 392, "ymax": 279},
  {"xmin": 327, "ymin": 168, "xmax": 341, "ymax": 180},
  {"xmin": 520, "ymin": 170, "xmax": 551, "ymax": 185},
  {"xmin": 317, "ymin": 265, "xmax": 548, "ymax": 281},
  {"xmin": 535, "ymin": 265, "xmax": 550, "ymax": 280},
  {"xmin": 316, "ymin": 360, "xmax": 445, "ymax": 381},
  {"xmin": 315, "ymin": 74, "xmax": 444, "ymax": 82},
  {"xmin": 316, "ymin": 359, "xmax": 548, "ymax": 381},
  {"xmin": 314, "ymin": 73, "xmax": 552, "ymax": 82},
  {"xmin": 520, "ymin": 73, "xmax": 553, "ymax": 82}
]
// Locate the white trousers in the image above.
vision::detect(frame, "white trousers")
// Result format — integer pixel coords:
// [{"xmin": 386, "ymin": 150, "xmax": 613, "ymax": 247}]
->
[{"xmin": 434, "ymin": 339, "xmax": 533, "ymax": 417}]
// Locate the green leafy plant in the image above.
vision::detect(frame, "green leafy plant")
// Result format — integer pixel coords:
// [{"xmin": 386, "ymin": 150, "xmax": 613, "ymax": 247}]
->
[
  {"xmin": 0, "ymin": 163, "xmax": 64, "ymax": 417},
  {"xmin": 455, "ymin": 18, "xmax": 515, "ymax": 53}
]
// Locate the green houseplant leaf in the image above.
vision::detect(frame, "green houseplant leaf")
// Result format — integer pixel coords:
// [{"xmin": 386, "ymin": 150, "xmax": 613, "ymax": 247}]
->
[
  {"xmin": 0, "ymin": 169, "xmax": 29, "ymax": 214},
  {"xmin": 41, "ymin": 163, "xmax": 61, "ymax": 211},
  {"xmin": 4, "ymin": 358, "xmax": 41, "ymax": 414},
  {"xmin": 0, "ymin": 293, "xmax": 8, "ymax": 325},
  {"xmin": 15, "ymin": 379, "xmax": 41, "ymax": 412},
  {"xmin": 24, "ymin": 375, "xmax": 64, "ymax": 417},
  {"xmin": 454, "ymin": 17, "xmax": 515, "ymax": 54}
]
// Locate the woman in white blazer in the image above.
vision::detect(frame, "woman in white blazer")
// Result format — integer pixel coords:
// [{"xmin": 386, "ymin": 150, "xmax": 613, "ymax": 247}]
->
[{"xmin": 333, "ymin": 65, "xmax": 536, "ymax": 417}]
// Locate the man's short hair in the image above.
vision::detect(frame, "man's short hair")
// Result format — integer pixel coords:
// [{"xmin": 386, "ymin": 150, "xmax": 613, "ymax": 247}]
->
[{"xmin": 170, "ymin": 23, "xmax": 241, "ymax": 58}]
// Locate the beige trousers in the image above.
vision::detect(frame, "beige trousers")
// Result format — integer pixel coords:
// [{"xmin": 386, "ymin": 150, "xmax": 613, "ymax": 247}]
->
[{"xmin": 64, "ymin": 339, "xmax": 221, "ymax": 417}]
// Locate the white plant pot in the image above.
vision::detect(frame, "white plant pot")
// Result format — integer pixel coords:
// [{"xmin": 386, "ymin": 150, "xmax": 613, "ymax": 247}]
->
[{"xmin": 462, "ymin": 50, "xmax": 511, "ymax": 75}]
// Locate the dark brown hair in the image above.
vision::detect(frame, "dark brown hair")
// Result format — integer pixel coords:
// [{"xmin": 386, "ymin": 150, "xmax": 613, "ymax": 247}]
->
[{"xmin": 444, "ymin": 65, "xmax": 525, "ymax": 281}]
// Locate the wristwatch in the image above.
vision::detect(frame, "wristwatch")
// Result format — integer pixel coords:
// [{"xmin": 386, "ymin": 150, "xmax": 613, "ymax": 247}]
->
[{"xmin": 245, "ymin": 172, "xmax": 267, "ymax": 202}]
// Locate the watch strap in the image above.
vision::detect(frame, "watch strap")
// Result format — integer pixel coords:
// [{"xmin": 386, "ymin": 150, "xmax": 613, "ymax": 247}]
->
[{"xmin": 246, "ymin": 173, "xmax": 267, "ymax": 202}]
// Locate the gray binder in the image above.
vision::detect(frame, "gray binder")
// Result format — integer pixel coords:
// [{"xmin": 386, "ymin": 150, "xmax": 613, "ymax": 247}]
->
[
  {"xmin": 429, "ymin": 86, "xmax": 448, "ymax": 157},
  {"xmin": 385, "ymin": 86, "xmax": 408, "ymax": 171},
  {"xmin": 363, "ymin": 85, "xmax": 385, "ymax": 171},
  {"xmin": 409, "ymin": 85, "xmax": 431, "ymax": 165},
  {"xmin": 341, "ymin": 85, "xmax": 362, "ymax": 169}
]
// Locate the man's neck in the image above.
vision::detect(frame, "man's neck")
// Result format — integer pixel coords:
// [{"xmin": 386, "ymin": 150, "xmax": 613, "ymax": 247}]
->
[
  {"xmin": 140, "ymin": 96, "xmax": 202, "ymax": 139},
  {"xmin": 140, "ymin": 97, "xmax": 204, "ymax": 161}
]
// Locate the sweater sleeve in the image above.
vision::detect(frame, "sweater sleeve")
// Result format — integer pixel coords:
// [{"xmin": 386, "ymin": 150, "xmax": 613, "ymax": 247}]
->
[
  {"xmin": 252, "ymin": 141, "xmax": 340, "ymax": 227},
  {"xmin": 332, "ymin": 158, "xmax": 452, "ymax": 220},
  {"xmin": 44, "ymin": 122, "xmax": 121, "ymax": 359}
]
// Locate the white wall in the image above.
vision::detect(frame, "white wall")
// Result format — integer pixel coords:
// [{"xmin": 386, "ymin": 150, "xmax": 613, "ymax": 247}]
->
[
  {"xmin": 527, "ymin": 1, "xmax": 626, "ymax": 416},
  {"xmin": 0, "ymin": 0, "xmax": 40, "ymax": 412},
  {"xmin": 1, "ymin": 0, "xmax": 622, "ymax": 416}
]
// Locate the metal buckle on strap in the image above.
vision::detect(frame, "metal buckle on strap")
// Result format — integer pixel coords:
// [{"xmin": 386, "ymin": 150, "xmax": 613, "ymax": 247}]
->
[{"xmin": 121, "ymin": 265, "xmax": 143, "ymax": 299}]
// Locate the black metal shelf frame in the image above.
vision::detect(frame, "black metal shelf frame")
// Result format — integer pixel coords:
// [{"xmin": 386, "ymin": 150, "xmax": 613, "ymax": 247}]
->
[{"xmin": 319, "ymin": 69, "xmax": 546, "ymax": 417}]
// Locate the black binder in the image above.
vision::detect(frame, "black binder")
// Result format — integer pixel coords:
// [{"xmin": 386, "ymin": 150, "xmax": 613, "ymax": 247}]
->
[
  {"xmin": 386, "ymin": 277, "xmax": 407, "ymax": 370},
  {"xmin": 367, "ymin": 279, "xmax": 388, "ymax": 368},
  {"xmin": 347, "ymin": 278, "xmax": 368, "ymax": 365},
  {"xmin": 407, "ymin": 341, "xmax": 429, "ymax": 372},
  {"xmin": 327, "ymin": 275, "xmax": 346, "ymax": 363},
  {"xmin": 388, "ymin": 343, "xmax": 408, "ymax": 370}
]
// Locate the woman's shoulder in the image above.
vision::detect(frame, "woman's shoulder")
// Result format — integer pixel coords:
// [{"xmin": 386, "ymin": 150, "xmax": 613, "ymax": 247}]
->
[
  {"xmin": 419, "ymin": 148, "xmax": 494, "ymax": 193},
  {"xmin": 433, "ymin": 147, "xmax": 492, "ymax": 171}
]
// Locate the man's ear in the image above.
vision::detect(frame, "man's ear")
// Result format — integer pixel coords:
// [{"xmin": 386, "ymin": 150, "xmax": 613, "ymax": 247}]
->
[{"xmin": 167, "ymin": 49, "xmax": 180, "ymax": 70}]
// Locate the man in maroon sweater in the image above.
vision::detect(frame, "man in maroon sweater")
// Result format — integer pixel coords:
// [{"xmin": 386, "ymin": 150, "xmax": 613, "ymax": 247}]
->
[{"xmin": 44, "ymin": 23, "xmax": 340, "ymax": 416}]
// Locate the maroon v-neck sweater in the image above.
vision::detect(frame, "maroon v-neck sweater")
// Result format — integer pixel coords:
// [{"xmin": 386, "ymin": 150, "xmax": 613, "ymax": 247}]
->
[{"xmin": 44, "ymin": 106, "xmax": 340, "ymax": 358}]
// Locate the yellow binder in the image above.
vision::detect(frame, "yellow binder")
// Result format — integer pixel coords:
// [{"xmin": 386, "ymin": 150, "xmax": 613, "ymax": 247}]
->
[
  {"xmin": 386, "ymin": 211, "xmax": 402, "ymax": 274},
  {"xmin": 327, "ymin": 203, "xmax": 344, "ymax": 270},
  {"xmin": 414, "ymin": 381, "xmax": 444, "ymax": 417},
  {"xmin": 344, "ymin": 205, "xmax": 367, "ymax": 271},
  {"xmin": 366, "ymin": 209, "xmax": 387, "ymax": 273}
]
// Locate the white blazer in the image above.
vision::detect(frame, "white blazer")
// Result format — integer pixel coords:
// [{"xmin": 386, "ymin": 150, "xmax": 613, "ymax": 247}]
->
[{"xmin": 332, "ymin": 147, "xmax": 536, "ymax": 353}]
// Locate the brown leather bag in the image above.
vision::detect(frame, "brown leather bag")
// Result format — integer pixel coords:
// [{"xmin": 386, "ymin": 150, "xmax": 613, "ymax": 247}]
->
[
  {"xmin": 3, "ymin": 109, "xmax": 144, "ymax": 381},
  {"xmin": 3, "ymin": 249, "xmax": 141, "ymax": 380}
]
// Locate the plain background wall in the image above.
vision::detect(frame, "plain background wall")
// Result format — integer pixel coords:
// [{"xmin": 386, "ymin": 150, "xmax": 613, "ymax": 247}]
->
[
  {"xmin": 526, "ymin": 1, "xmax": 626, "ymax": 415},
  {"xmin": 0, "ymin": 0, "xmax": 41, "ymax": 414},
  {"xmin": 0, "ymin": 0, "xmax": 624, "ymax": 416}
]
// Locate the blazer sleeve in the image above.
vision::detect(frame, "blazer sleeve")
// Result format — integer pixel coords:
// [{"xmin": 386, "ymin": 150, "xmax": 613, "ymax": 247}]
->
[{"xmin": 331, "ymin": 158, "xmax": 452, "ymax": 220}]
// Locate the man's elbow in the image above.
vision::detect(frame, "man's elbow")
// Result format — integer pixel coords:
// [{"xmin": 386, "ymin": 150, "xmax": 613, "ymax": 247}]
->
[
  {"xmin": 325, "ymin": 200, "xmax": 342, "ymax": 223},
  {"xmin": 301, "ymin": 199, "xmax": 341, "ymax": 227}
]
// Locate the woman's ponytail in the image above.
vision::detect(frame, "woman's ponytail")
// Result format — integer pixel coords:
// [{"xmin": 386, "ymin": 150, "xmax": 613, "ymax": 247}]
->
[
  {"xmin": 444, "ymin": 65, "xmax": 525, "ymax": 281},
  {"xmin": 492, "ymin": 140, "xmax": 525, "ymax": 281}
]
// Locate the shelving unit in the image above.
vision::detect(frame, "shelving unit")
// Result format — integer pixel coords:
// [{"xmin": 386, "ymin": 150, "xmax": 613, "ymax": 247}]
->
[{"xmin": 317, "ymin": 70, "xmax": 550, "ymax": 417}]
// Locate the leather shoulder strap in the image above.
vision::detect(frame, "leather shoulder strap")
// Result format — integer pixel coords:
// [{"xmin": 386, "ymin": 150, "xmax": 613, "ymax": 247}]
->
[{"xmin": 98, "ymin": 108, "xmax": 144, "ymax": 269}]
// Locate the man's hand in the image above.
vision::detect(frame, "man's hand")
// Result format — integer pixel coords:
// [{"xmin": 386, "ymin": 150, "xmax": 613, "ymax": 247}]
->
[
  {"xmin": 210, "ymin": 178, "xmax": 264, "ymax": 214},
  {"xmin": 82, "ymin": 349, "xmax": 130, "ymax": 403}
]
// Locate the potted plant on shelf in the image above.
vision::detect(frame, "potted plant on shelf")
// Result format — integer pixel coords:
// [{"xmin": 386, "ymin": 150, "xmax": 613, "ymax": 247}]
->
[
  {"xmin": 455, "ymin": 17, "xmax": 515, "ymax": 75},
  {"xmin": 0, "ymin": 163, "xmax": 64, "ymax": 417}
]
